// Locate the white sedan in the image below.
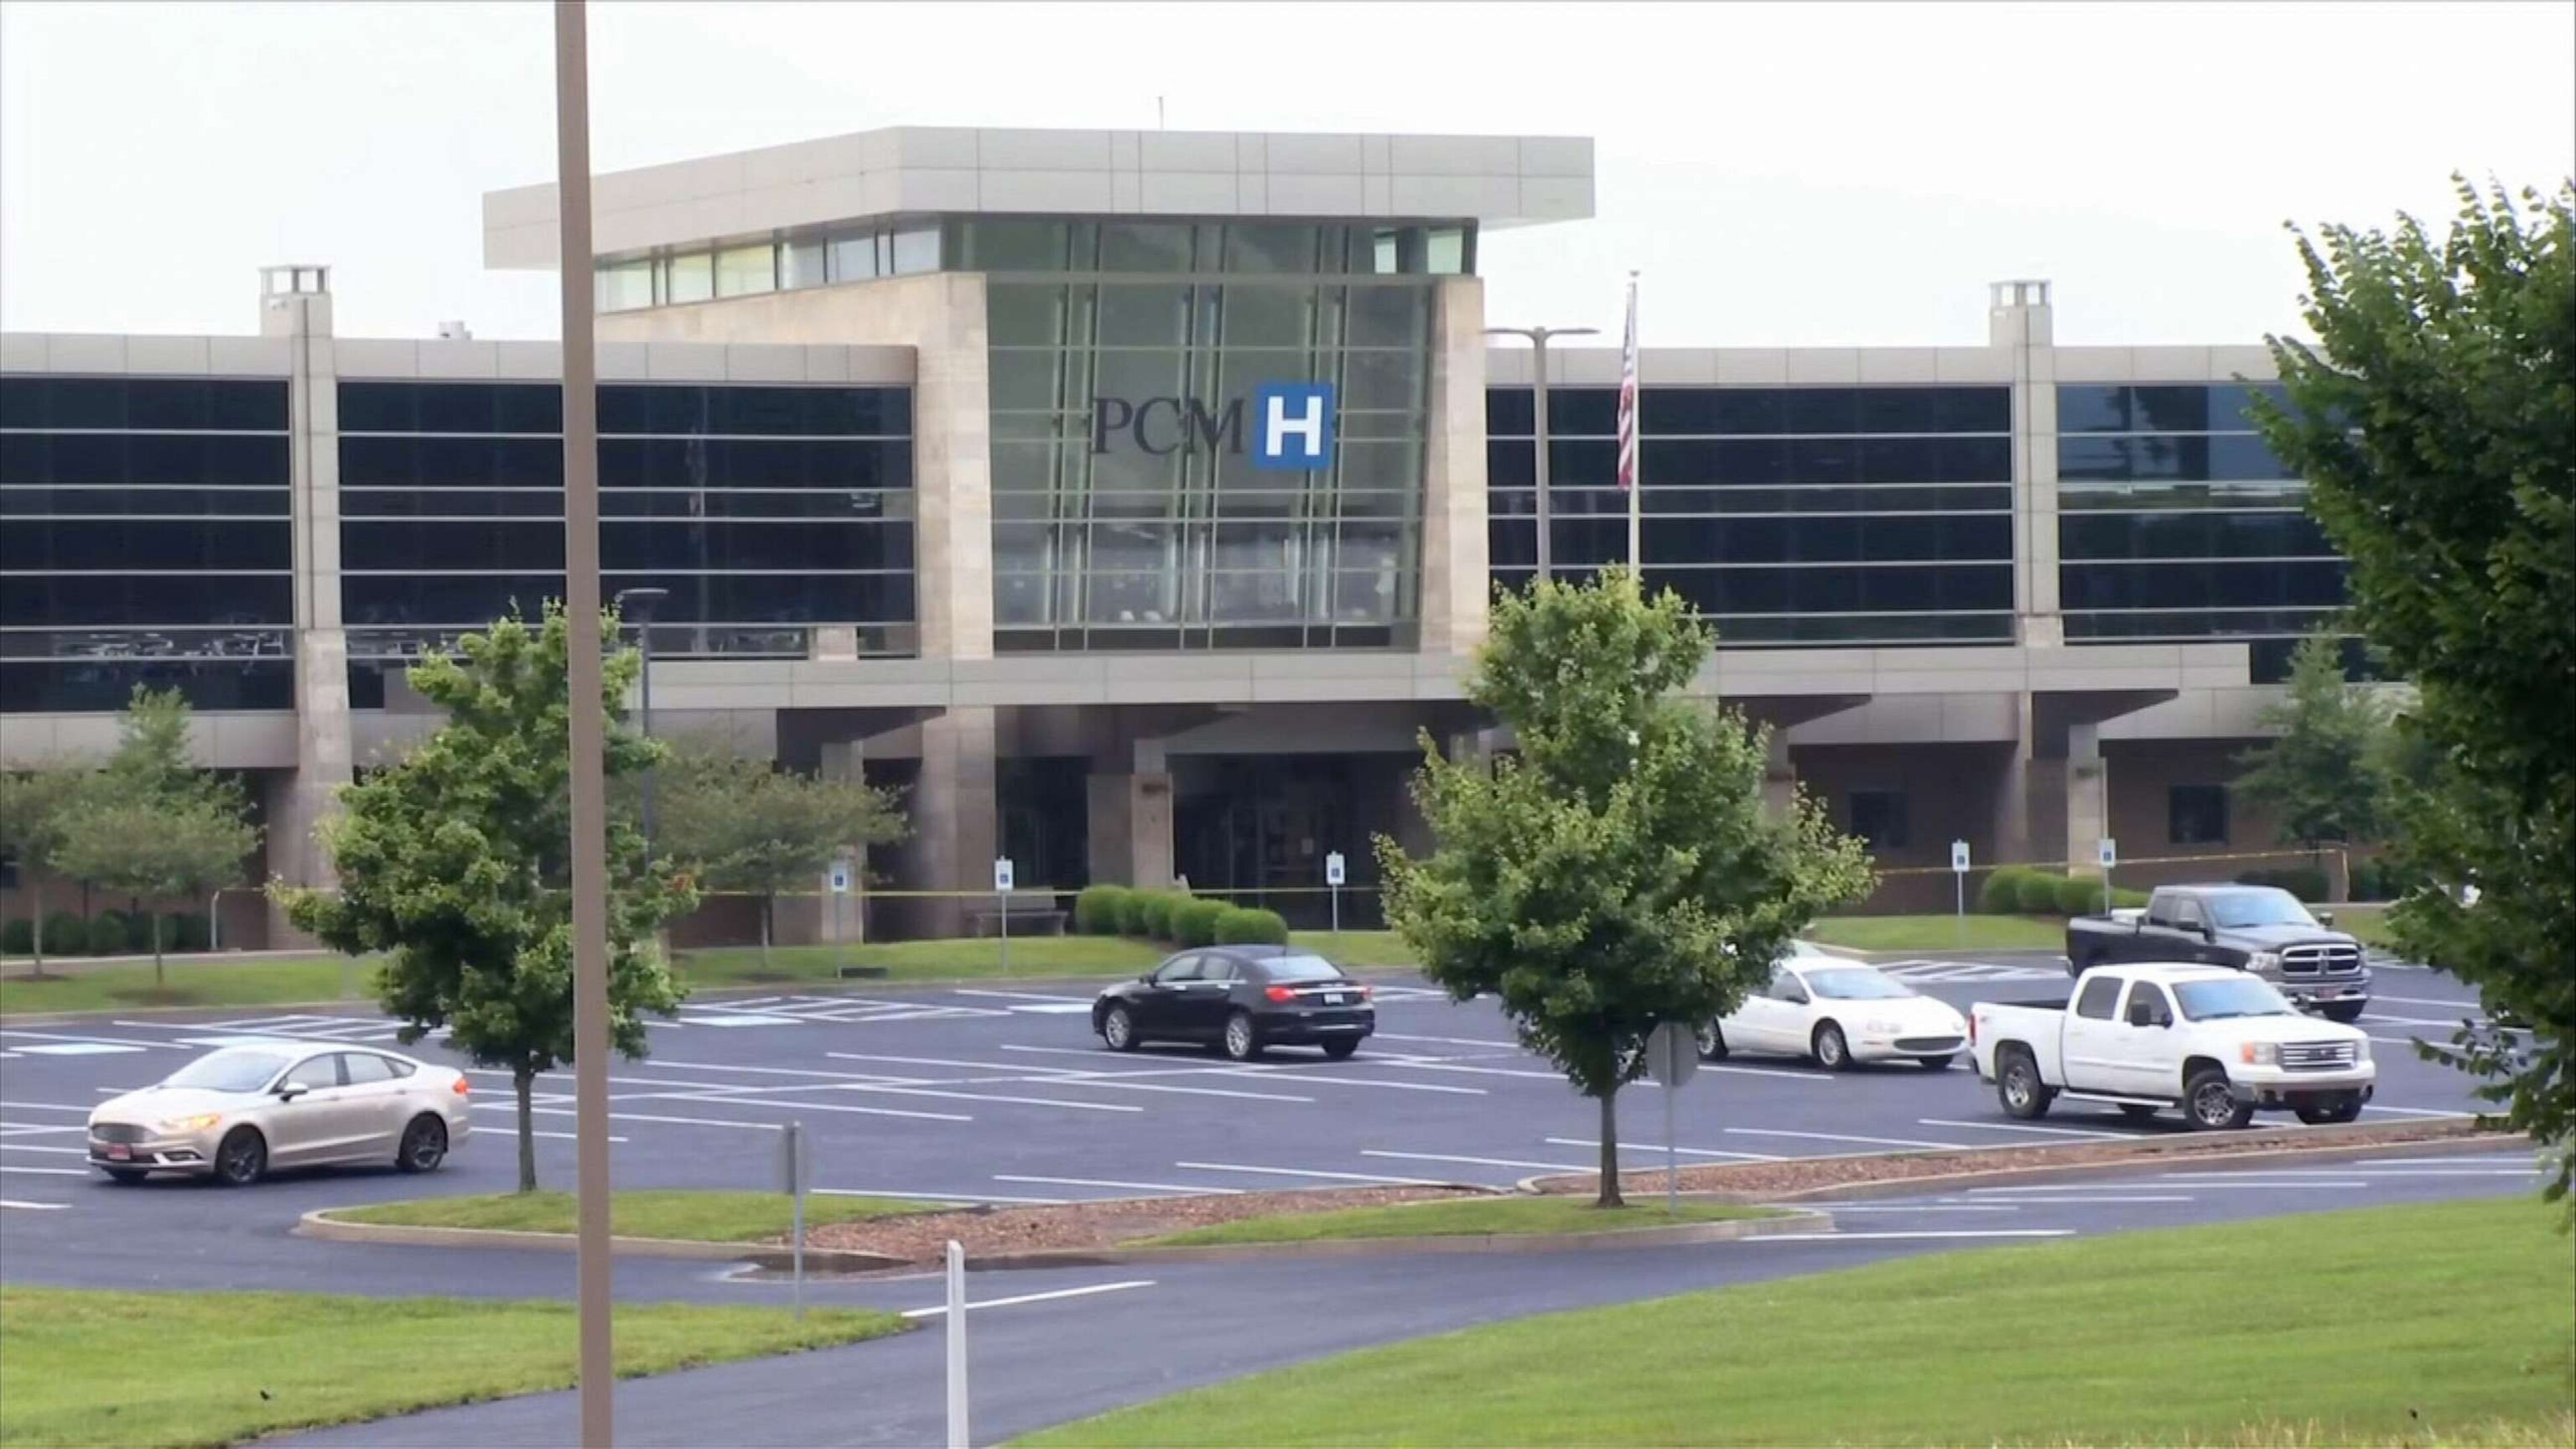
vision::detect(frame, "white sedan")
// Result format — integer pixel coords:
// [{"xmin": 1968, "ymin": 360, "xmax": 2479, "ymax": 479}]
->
[
  {"xmin": 1701, "ymin": 956, "xmax": 1969, "ymax": 1070},
  {"xmin": 87, "ymin": 1042, "xmax": 470, "ymax": 1185}
]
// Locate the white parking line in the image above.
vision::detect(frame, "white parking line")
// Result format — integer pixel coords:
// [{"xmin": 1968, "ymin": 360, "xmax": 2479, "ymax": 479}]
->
[
  {"xmin": 816, "ymin": 1187, "xmax": 1059, "ymax": 1205},
  {"xmin": 0, "ymin": 1102, "xmax": 96, "ymax": 1114},
  {"xmin": 824, "ymin": 1049, "xmax": 1081, "ymax": 1076},
  {"xmin": 1750, "ymin": 1229, "xmax": 2077, "ymax": 1242},
  {"xmin": 1545, "ymin": 1136, "xmax": 1784, "ymax": 1162},
  {"xmin": 2356, "ymin": 1156, "xmax": 2538, "ymax": 1166},
  {"xmin": 671, "ymin": 1091, "xmax": 985, "ymax": 1122},
  {"xmin": 1368, "ymin": 1058, "xmax": 1565, "ymax": 1082},
  {"xmin": 1725, "ymin": 1128, "xmax": 1974, "ymax": 1151},
  {"xmin": 1916, "ymin": 1118, "xmax": 2129, "ymax": 1140},
  {"xmin": 0, "ymin": 1199, "xmax": 71, "ymax": 1211},
  {"xmin": 1822, "ymin": 1203, "xmax": 2026, "ymax": 1214},
  {"xmin": 901, "ymin": 1280, "xmax": 1155, "ymax": 1318},
  {"xmin": 1955, "ymin": 1194, "xmax": 2197, "ymax": 1205},
  {"xmin": 993, "ymin": 1174, "xmax": 1242, "ymax": 1196},
  {"xmin": 827, "ymin": 1083, "xmax": 1144, "ymax": 1114},
  {"xmin": 528, "ymin": 1131, "xmax": 629, "ymax": 1143},
  {"xmin": 1213, "ymin": 1068, "xmax": 1485, "ymax": 1097},
  {"xmin": 1974, "ymin": 1181, "xmax": 2368, "ymax": 1193},
  {"xmin": 1173, "ymin": 1161, "xmax": 1454, "ymax": 1187},
  {"xmin": 0, "ymin": 1028, "xmax": 181, "ymax": 1051},
  {"xmin": 2360, "ymin": 1104, "xmax": 2477, "ymax": 1119},
  {"xmin": 1034, "ymin": 1077, "xmax": 1317, "ymax": 1104},
  {"xmin": 950, "ymin": 989, "xmax": 1095, "ymax": 1005},
  {"xmin": 0, "ymin": 1124, "xmax": 82, "ymax": 1136},
  {"xmin": 1361, "ymin": 1150, "xmax": 1595, "ymax": 1173},
  {"xmin": 0, "ymin": 1165, "xmax": 90, "ymax": 1176},
  {"xmin": 2369, "ymin": 995, "xmax": 2485, "ymax": 1010},
  {"xmin": 1373, "ymin": 1032, "xmax": 1523, "ymax": 1050},
  {"xmin": 0, "ymin": 1144, "xmax": 89, "ymax": 1155},
  {"xmin": 474, "ymin": 1101, "xmax": 797, "ymax": 1134}
]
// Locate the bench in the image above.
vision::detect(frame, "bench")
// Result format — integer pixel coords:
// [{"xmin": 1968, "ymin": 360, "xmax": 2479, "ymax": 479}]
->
[{"xmin": 968, "ymin": 893, "xmax": 1069, "ymax": 938}]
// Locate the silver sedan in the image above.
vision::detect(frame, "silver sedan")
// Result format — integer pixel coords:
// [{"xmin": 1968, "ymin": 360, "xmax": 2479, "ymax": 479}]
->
[{"xmin": 86, "ymin": 1042, "xmax": 471, "ymax": 1186}]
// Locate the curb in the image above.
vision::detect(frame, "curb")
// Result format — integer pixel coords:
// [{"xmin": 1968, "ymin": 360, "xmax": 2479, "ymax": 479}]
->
[
  {"xmin": 927, "ymin": 1207, "xmax": 1831, "ymax": 1270},
  {"xmin": 293, "ymin": 1208, "xmax": 909, "ymax": 1272},
  {"xmin": 1765, "ymin": 1127, "xmax": 2527, "ymax": 1203}
]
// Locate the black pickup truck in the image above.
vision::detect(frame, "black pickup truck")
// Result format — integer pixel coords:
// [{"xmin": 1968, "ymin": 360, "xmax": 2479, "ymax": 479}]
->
[{"xmin": 2062, "ymin": 884, "xmax": 2371, "ymax": 1021}]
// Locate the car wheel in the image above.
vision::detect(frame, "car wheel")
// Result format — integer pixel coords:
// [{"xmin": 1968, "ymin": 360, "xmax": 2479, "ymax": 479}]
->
[
  {"xmin": 397, "ymin": 1114, "xmax": 449, "ymax": 1174},
  {"xmin": 1321, "ymin": 1038, "xmax": 1359, "ymax": 1061},
  {"xmin": 2185, "ymin": 1067, "xmax": 2254, "ymax": 1130},
  {"xmin": 1222, "ymin": 1010, "xmax": 1263, "ymax": 1062},
  {"xmin": 104, "ymin": 1167, "xmax": 148, "ymax": 1186},
  {"xmin": 1916, "ymin": 1053, "xmax": 1954, "ymax": 1071},
  {"xmin": 1811, "ymin": 1021, "xmax": 1851, "ymax": 1072},
  {"xmin": 2117, "ymin": 1104, "xmax": 2162, "ymax": 1123},
  {"xmin": 214, "ymin": 1127, "xmax": 267, "ymax": 1187},
  {"xmin": 2295, "ymin": 1096, "xmax": 2366, "ymax": 1126},
  {"xmin": 1998, "ymin": 1049, "xmax": 2054, "ymax": 1119},
  {"xmin": 2320, "ymin": 1002, "xmax": 2367, "ymax": 1025},
  {"xmin": 1696, "ymin": 1021, "xmax": 1728, "ymax": 1061},
  {"xmin": 1100, "ymin": 1005, "xmax": 1140, "ymax": 1052}
]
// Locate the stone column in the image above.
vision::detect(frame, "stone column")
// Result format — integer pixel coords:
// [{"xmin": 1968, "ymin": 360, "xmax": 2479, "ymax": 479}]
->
[
  {"xmin": 1420, "ymin": 275, "xmax": 1490, "ymax": 658},
  {"xmin": 900, "ymin": 707, "xmax": 999, "ymax": 937},
  {"xmin": 1085, "ymin": 740, "xmax": 1174, "ymax": 891},
  {"xmin": 2064, "ymin": 720, "xmax": 2107, "ymax": 875},
  {"xmin": 1761, "ymin": 730, "xmax": 1798, "ymax": 818},
  {"xmin": 1992, "ymin": 280, "xmax": 2064, "ymax": 647},
  {"xmin": 802, "ymin": 740, "xmax": 865, "ymax": 946},
  {"xmin": 261, "ymin": 267, "xmax": 353, "ymax": 948}
]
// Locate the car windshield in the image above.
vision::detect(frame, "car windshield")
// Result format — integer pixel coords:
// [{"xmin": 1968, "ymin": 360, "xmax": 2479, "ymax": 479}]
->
[
  {"xmin": 2174, "ymin": 977, "xmax": 2299, "ymax": 1021},
  {"xmin": 2205, "ymin": 889, "xmax": 2319, "ymax": 929},
  {"xmin": 1800, "ymin": 967, "xmax": 1916, "ymax": 1001},
  {"xmin": 161, "ymin": 1049, "xmax": 293, "ymax": 1093},
  {"xmin": 1260, "ymin": 956, "xmax": 1346, "ymax": 984}
]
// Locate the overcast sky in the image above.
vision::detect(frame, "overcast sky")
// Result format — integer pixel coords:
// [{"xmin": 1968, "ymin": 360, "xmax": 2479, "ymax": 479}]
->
[{"xmin": 4, "ymin": 1, "xmax": 2570, "ymax": 348}]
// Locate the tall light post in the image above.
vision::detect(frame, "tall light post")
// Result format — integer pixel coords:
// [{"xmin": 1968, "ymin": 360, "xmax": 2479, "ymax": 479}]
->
[
  {"xmin": 551, "ymin": 3, "xmax": 615, "ymax": 1443},
  {"xmin": 614, "ymin": 585, "xmax": 668, "ymax": 856},
  {"xmin": 1484, "ymin": 324, "xmax": 1597, "ymax": 584}
]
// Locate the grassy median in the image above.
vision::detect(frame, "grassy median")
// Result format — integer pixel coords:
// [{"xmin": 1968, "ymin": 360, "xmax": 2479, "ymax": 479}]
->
[
  {"xmin": 1025, "ymin": 1197, "xmax": 2575, "ymax": 1446},
  {"xmin": 331, "ymin": 1189, "xmax": 942, "ymax": 1243},
  {"xmin": 1801, "ymin": 913, "xmax": 2066, "ymax": 952},
  {"xmin": 1140, "ymin": 1195, "xmax": 1781, "ymax": 1247},
  {"xmin": 0, "ymin": 1285, "xmax": 906, "ymax": 1448},
  {"xmin": 0, "ymin": 954, "xmax": 377, "ymax": 1015}
]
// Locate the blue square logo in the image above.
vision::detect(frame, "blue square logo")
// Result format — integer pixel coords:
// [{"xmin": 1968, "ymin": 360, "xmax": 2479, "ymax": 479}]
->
[{"xmin": 1252, "ymin": 382, "xmax": 1334, "ymax": 470}]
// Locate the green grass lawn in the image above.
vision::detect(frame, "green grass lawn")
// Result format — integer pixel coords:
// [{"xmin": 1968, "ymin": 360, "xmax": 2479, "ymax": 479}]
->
[
  {"xmin": 1141, "ymin": 1196, "xmax": 1780, "ymax": 1248},
  {"xmin": 2334, "ymin": 903, "xmax": 2394, "ymax": 948},
  {"xmin": 1026, "ymin": 1197, "xmax": 2576, "ymax": 1447},
  {"xmin": 673, "ymin": 935, "xmax": 1164, "ymax": 987},
  {"xmin": 332, "ymin": 1189, "xmax": 943, "ymax": 1242},
  {"xmin": 0, "ymin": 1285, "xmax": 906, "ymax": 1449},
  {"xmin": 1803, "ymin": 913, "xmax": 2067, "ymax": 952},
  {"xmin": 0, "ymin": 954, "xmax": 371, "ymax": 1015}
]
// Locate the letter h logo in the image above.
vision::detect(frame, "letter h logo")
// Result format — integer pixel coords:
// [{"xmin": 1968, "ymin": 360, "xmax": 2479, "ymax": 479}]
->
[{"xmin": 1252, "ymin": 383, "xmax": 1334, "ymax": 470}]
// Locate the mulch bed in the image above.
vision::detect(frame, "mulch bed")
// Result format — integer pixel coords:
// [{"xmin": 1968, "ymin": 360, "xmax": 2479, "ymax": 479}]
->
[
  {"xmin": 798, "ymin": 1185, "xmax": 1481, "ymax": 1263},
  {"xmin": 1528, "ymin": 1117, "xmax": 2501, "ymax": 1198}
]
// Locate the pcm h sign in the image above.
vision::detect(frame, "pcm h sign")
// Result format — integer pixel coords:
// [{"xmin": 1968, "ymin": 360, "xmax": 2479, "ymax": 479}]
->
[{"xmin": 1088, "ymin": 383, "xmax": 1334, "ymax": 470}]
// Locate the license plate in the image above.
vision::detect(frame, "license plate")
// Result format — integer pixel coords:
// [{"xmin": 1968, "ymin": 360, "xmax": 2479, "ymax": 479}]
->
[
  {"xmin": 106, "ymin": 1145, "xmax": 131, "ymax": 1161},
  {"xmin": 1323, "ymin": 993, "xmax": 1345, "ymax": 1005}
]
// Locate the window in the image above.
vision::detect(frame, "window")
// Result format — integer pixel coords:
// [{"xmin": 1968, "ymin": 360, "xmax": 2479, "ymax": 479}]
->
[
  {"xmin": 2169, "ymin": 784, "xmax": 2229, "ymax": 844},
  {"xmin": 1151, "ymin": 956, "xmax": 1203, "ymax": 984},
  {"xmin": 1259, "ymin": 956, "xmax": 1347, "ymax": 984},
  {"xmin": 599, "ymin": 259, "xmax": 654, "ymax": 313},
  {"xmin": 714, "ymin": 244, "xmax": 776, "ymax": 298},
  {"xmin": 1848, "ymin": 791, "xmax": 1910, "ymax": 850},
  {"xmin": 663, "ymin": 252, "xmax": 714, "ymax": 305},
  {"xmin": 341, "ymin": 1052, "xmax": 397, "ymax": 1085},
  {"xmin": 1764, "ymin": 966, "xmax": 1809, "ymax": 1003},
  {"xmin": 2125, "ymin": 983, "xmax": 2174, "ymax": 1027},
  {"xmin": 2174, "ymin": 899, "xmax": 2208, "ymax": 933},
  {"xmin": 282, "ymin": 1056, "xmax": 344, "ymax": 1092},
  {"xmin": 2074, "ymin": 976, "xmax": 2122, "ymax": 1020}
]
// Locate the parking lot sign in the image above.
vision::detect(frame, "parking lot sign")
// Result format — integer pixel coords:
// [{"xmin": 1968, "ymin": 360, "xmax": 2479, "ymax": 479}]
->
[
  {"xmin": 993, "ymin": 858, "xmax": 1014, "ymax": 892},
  {"xmin": 828, "ymin": 862, "xmax": 853, "ymax": 895},
  {"xmin": 1951, "ymin": 840, "xmax": 1971, "ymax": 873},
  {"xmin": 1644, "ymin": 1021, "xmax": 1698, "ymax": 1214},
  {"xmin": 1324, "ymin": 851, "xmax": 1345, "ymax": 887},
  {"xmin": 2098, "ymin": 838, "xmax": 2117, "ymax": 870}
]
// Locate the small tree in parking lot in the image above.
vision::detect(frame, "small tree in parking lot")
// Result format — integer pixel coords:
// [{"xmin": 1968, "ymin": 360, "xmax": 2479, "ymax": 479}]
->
[
  {"xmin": 1378, "ymin": 572, "xmax": 1873, "ymax": 1208},
  {"xmin": 55, "ymin": 794, "xmax": 257, "ymax": 986},
  {"xmin": 278, "ymin": 607, "xmax": 695, "ymax": 1193},
  {"xmin": 653, "ymin": 738, "xmax": 908, "ymax": 969}
]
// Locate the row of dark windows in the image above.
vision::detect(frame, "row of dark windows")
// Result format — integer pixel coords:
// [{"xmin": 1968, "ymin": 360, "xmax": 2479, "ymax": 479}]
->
[
  {"xmin": 335, "ymin": 382, "xmax": 911, "ymax": 438},
  {"xmin": 996, "ymin": 622, "xmax": 1411, "ymax": 654},
  {"xmin": 2, "ymin": 574, "xmax": 293, "ymax": 627},
  {"xmin": 339, "ymin": 436, "xmax": 916, "ymax": 491},
  {"xmin": 2, "ymin": 433, "xmax": 288, "ymax": 486},
  {"xmin": 0, "ymin": 660, "xmax": 294, "ymax": 714},
  {"xmin": 1493, "ymin": 485, "xmax": 2010, "ymax": 518},
  {"xmin": 335, "ymin": 520, "xmax": 914, "ymax": 574},
  {"xmin": 1489, "ymin": 563, "xmax": 2016, "ymax": 617},
  {"xmin": 2057, "ymin": 383, "xmax": 2289, "ymax": 434},
  {"xmin": 338, "ymin": 574, "xmax": 915, "ymax": 628},
  {"xmin": 0, "ymin": 486, "xmax": 288, "ymax": 517},
  {"xmin": 2066, "ymin": 607, "xmax": 2339, "ymax": 641},
  {"xmin": 3, "ymin": 520, "xmax": 293, "ymax": 572},
  {"xmin": 2060, "ymin": 512, "xmax": 2338, "ymax": 561},
  {"xmin": 1490, "ymin": 515, "xmax": 2011, "ymax": 569},
  {"xmin": 338, "ymin": 489, "xmax": 907, "ymax": 520},
  {"xmin": 2058, "ymin": 434, "xmax": 2298, "ymax": 483},
  {"xmin": 1487, "ymin": 387, "xmax": 2011, "ymax": 437},
  {"xmin": 1488, "ymin": 436, "xmax": 2012, "ymax": 490},
  {"xmin": 0, "ymin": 377, "xmax": 290, "ymax": 432},
  {"xmin": 2060, "ymin": 559, "xmax": 2349, "ymax": 610}
]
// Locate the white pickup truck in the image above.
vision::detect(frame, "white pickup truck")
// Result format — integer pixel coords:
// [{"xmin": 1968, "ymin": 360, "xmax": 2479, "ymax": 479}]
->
[{"xmin": 1969, "ymin": 963, "xmax": 2375, "ymax": 1130}]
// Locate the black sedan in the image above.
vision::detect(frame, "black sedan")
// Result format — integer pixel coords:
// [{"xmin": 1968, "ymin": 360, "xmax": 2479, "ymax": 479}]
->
[{"xmin": 1093, "ymin": 946, "xmax": 1376, "ymax": 1061}]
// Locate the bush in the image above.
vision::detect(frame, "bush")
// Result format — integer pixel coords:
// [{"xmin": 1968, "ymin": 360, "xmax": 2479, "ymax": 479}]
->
[
  {"xmin": 2014, "ymin": 872, "xmax": 2067, "ymax": 915},
  {"xmin": 166, "ymin": 912, "xmax": 212, "ymax": 952},
  {"xmin": 1978, "ymin": 865, "xmax": 2033, "ymax": 914},
  {"xmin": 40, "ymin": 911, "xmax": 87, "ymax": 956},
  {"xmin": 2238, "ymin": 866, "xmax": 2330, "ymax": 903},
  {"xmin": 2113, "ymin": 886, "xmax": 2152, "ymax": 909},
  {"xmin": 1172, "ymin": 898, "xmax": 1228, "ymax": 948},
  {"xmin": 2055, "ymin": 874, "xmax": 2112, "ymax": 917},
  {"xmin": 1073, "ymin": 885, "xmax": 1132, "ymax": 936},
  {"xmin": 1131, "ymin": 891, "xmax": 1181, "ymax": 941},
  {"xmin": 2348, "ymin": 858, "xmax": 2383, "ymax": 902},
  {"xmin": 1, "ymin": 918, "xmax": 31, "ymax": 956},
  {"xmin": 1213, "ymin": 906, "xmax": 1291, "ymax": 945},
  {"xmin": 86, "ymin": 911, "xmax": 133, "ymax": 954},
  {"xmin": 1114, "ymin": 889, "xmax": 1158, "ymax": 937}
]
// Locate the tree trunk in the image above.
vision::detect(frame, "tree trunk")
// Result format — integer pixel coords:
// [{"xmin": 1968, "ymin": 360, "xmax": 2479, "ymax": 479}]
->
[
  {"xmin": 513, "ymin": 1067, "xmax": 538, "ymax": 1193},
  {"xmin": 150, "ymin": 911, "xmax": 165, "ymax": 987},
  {"xmin": 1595, "ymin": 1086, "xmax": 1624, "ymax": 1208},
  {"xmin": 26, "ymin": 881, "xmax": 46, "ymax": 981},
  {"xmin": 758, "ymin": 895, "xmax": 773, "ymax": 971}
]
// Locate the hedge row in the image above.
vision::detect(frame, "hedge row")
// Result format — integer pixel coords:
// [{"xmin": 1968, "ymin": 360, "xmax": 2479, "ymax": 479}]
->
[
  {"xmin": 1976, "ymin": 866, "xmax": 2149, "ymax": 917},
  {"xmin": 1072, "ymin": 885, "xmax": 1290, "ymax": 948},
  {"xmin": 2, "ymin": 911, "xmax": 213, "ymax": 957},
  {"xmin": 2236, "ymin": 866, "xmax": 2332, "ymax": 903}
]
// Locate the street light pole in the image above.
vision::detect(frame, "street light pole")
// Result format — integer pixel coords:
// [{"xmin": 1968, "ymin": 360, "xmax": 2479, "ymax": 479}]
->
[
  {"xmin": 552, "ymin": 3, "xmax": 615, "ymax": 1444},
  {"xmin": 1485, "ymin": 324, "xmax": 1598, "ymax": 586},
  {"xmin": 614, "ymin": 586, "xmax": 668, "ymax": 858}
]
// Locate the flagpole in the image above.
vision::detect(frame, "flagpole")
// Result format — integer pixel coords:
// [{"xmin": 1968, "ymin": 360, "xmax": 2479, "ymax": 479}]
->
[{"xmin": 1622, "ymin": 272, "xmax": 1642, "ymax": 584}]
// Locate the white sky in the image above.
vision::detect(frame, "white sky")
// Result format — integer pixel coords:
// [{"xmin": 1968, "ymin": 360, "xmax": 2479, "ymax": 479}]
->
[{"xmin": 4, "ymin": 1, "xmax": 2571, "ymax": 348}]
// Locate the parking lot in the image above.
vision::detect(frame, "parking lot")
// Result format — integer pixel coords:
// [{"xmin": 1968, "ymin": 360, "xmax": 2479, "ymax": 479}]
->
[{"xmin": 0, "ymin": 956, "xmax": 2503, "ymax": 1244}]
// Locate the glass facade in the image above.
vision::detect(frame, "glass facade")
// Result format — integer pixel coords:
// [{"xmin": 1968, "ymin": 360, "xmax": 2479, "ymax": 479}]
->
[
  {"xmin": 1, "ymin": 377, "xmax": 296, "ymax": 711},
  {"xmin": 1487, "ymin": 385, "xmax": 2016, "ymax": 644},
  {"xmin": 336, "ymin": 382, "xmax": 915, "ymax": 700},
  {"xmin": 971, "ymin": 219, "xmax": 1450, "ymax": 651},
  {"xmin": 2056, "ymin": 382, "xmax": 2346, "ymax": 678}
]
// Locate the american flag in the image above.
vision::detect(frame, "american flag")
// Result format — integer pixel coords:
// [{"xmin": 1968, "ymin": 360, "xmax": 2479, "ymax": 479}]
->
[{"xmin": 1614, "ymin": 275, "xmax": 1640, "ymax": 493}]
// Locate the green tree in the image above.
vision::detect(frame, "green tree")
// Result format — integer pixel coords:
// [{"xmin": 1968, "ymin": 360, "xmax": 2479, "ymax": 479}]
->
[
  {"xmin": 54, "ymin": 793, "xmax": 258, "ymax": 984},
  {"xmin": 654, "ymin": 738, "xmax": 908, "ymax": 966},
  {"xmin": 1376, "ymin": 572, "xmax": 1874, "ymax": 1208},
  {"xmin": 2257, "ymin": 179, "xmax": 2574, "ymax": 1207},
  {"xmin": 0, "ymin": 764, "xmax": 91, "ymax": 978},
  {"xmin": 278, "ymin": 607, "xmax": 697, "ymax": 1193},
  {"xmin": 2233, "ymin": 629, "xmax": 2393, "ymax": 895}
]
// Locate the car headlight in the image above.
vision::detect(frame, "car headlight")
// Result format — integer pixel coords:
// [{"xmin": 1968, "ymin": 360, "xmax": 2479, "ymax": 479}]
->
[
  {"xmin": 2248, "ymin": 951, "xmax": 2283, "ymax": 973},
  {"xmin": 2238, "ymin": 1041, "xmax": 2281, "ymax": 1067},
  {"xmin": 157, "ymin": 1113, "xmax": 223, "ymax": 1133},
  {"xmin": 2354, "ymin": 1038, "xmax": 2371, "ymax": 1063}
]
